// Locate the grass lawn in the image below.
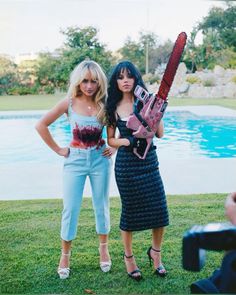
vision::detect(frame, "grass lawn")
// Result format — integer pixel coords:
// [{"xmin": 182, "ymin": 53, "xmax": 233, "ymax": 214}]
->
[
  {"xmin": 169, "ymin": 97, "xmax": 236, "ymax": 110},
  {"xmin": 0, "ymin": 94, "xmax": 64, "ymax": 111},
  {"xmin": 0, "ymin": 194, "xmax": 227, "ymax": 294},
  {"xmin": 0, "ymin": 94, "xmax": 236, "ymax": 111}
]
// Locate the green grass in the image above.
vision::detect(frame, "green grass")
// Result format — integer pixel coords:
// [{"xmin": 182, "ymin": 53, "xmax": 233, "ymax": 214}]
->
[
  {"xmin": 0, "ymin": 194, "xmax": 228, "ymax": 294},
  {"xmin": 0, "ymin": 94, "xmax": 236, "ymax": 111},
  {"xmin": 0, "ymin": 94, "xmax": 64, "ymax": 111},
  {"xmin": 169, "ymin": 97, "xmax": 236, "ymax": 110}
]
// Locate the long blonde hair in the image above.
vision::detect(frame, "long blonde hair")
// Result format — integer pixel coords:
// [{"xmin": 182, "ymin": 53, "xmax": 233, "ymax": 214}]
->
[{"xmin": 67, "ymin": 60, "xmax": 107, "ymax": 124}]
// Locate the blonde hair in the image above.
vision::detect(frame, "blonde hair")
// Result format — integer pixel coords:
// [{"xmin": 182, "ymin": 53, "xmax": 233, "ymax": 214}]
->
[{"xmin": 67, "ymin": 60, "xmax": 107, "ymax": 124}]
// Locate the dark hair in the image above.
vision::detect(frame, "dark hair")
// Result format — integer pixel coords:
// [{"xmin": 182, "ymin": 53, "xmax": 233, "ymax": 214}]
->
[{"xmin": 106, "ymin": 60, "xmax": 147, "ymax": 126}]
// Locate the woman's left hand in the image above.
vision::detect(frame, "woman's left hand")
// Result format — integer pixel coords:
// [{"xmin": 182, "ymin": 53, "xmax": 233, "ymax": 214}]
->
[{"xmin": 102, "ymin": 147, "xmax": 117, "ymax": 158}]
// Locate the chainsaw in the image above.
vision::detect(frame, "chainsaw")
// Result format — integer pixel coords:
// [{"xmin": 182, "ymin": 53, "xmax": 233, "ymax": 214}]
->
[{"xmin": 126, "ymin": 32, "xmax": 187, "ymax": 159}]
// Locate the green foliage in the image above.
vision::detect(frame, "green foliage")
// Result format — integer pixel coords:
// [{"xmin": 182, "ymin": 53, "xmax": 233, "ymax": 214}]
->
[
  {"xmin": 186, "ymin": 76, "xmax": 201, "ymax": 84},
  {"xmin": 34, "ymin": 52, "xmax": 60, "ymax": 88},
  {"xmin": 61, "ymin": 26, "xmax": 100, "ymax": 49},
  {"xmin": 118, "ymin": 37, "xmax": 145, "ymax": 73},
  {"xmin": 148, "ymin": 39, "xmax": 175, "ymax": 75},
  {"xmin": 231, "ymin": 76, "xmax": 236, "ymax": 84},
  {"xmin": 35, "ymin": 26, "xmax": 114, "ymax": 91},
  {"xmin": 0, "ymin": 195, "xmax": 227, "ymax": 294},
  {"xmin": 142, "ymin": 73, "xmax": 160, "ymax": 84},
  {"xmin": 199, "ymin": 6, "xmax": 236, "ymax": 49},
  {"xmin": 184, "ymin": 4, "xmax": 236, "ymax": 71},
  {"xmin": 214, "ymin": 48, "xmax": 236, "ymax": 68},
  {"xmin": 118, "ymin": 32, "xmax": 174, "ymax": 75},
  {"xmin": 7, "ymin": 85, "xmax": 39, "ymax": 95},
  {"xmin": 40, "ymin": 85, "xmax": 55, "ymax": 94},
  {"xmin": 0, "ymin": 57, "xmax": 18, "ymax": 95},
  {"xmin": 202, "ymin": 78, "xmax": 216, "ymax": 87}
]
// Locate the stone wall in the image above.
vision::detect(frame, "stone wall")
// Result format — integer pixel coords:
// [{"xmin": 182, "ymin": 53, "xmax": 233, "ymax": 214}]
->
[{"xmin": 148, "ymin": 64, "xmax": 236, "ymax": 98}]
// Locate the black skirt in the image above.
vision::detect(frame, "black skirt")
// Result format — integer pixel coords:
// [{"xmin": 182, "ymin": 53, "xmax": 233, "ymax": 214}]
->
[{"xmin": 115, "ymin": 144, "xmax": 169, "ymax": 231}]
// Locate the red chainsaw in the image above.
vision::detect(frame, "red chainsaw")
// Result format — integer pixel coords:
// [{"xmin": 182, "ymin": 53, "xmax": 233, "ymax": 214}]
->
[{"xmin": 126, "ymin": 32, "xmax": 187, "ymax": 159}]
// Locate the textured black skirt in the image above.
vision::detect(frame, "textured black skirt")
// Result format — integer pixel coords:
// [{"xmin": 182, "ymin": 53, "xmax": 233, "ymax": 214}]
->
[{"xmin": 115, "ymin": 146, "xmax": 169, "ymax": 231}]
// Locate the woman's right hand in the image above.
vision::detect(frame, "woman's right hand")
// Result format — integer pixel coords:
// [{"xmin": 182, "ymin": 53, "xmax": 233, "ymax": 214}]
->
[
  {"xmin": 57, "ymin": 147, "xmax": 70, "ymax": 158},
  {"xmin": 225, "ymin": 192, "xmax": 236, "ymax": 225}
]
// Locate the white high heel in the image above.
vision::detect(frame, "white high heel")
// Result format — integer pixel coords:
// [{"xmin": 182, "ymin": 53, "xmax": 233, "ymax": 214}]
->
[
  {"xmin": 99, "ymin": 242, "xmax": 112, "ymax": 273},
  {"xmin": 57, "ymin": 252, "xmax": 71, "ymax": 279}
]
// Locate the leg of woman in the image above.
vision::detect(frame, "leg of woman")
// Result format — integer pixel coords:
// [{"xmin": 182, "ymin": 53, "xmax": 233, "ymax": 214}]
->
[
  {"xmin": 58, "ymin": 240, "xmax": 72, "ymax": 274},
  {"xmin": 98, "ymin": 234, "xmax": 111, "ymax": 272},
  {"xmin": 122, "ymin": 230, "xmax": 142, "ymax": 280},
  {"xmin": 148, "ymin": 227, "xmax": 167, "ymax": 276},
  {"xmin": 58, "ymin": 154, "xmax": 87, "ymax": 278},
  {"xmin": 89, "ymin": 149, "xmax": 111, "ymax": 272}
]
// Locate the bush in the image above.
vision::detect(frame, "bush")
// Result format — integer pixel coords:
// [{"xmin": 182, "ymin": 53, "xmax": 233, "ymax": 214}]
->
[
  {"xmin": 7, "ymin": 86, "xmax": 38, "ymax": 95},
  {"xmin": 186, "ymin": 76, "xmax": 201, "ymax": 84},
  {"xmin": 142, "ymin": 73, "xmax": 160, "ymax": 85},
  {"xmin": 231, "ymin": 76, "xmax": 236, "ymax": 84},
  {"xmin": 202, "ymin": 78, "xmax": 216, "ymax": 87},
  {"xmin": 41, "ymin": 85, "xmax": 55, "ymax": 94}
]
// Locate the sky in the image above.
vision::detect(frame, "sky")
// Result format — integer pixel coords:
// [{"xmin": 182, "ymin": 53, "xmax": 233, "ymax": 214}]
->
[{"xmin": 0, "ymin": 0, "xmax": 225, "ymax": 57}]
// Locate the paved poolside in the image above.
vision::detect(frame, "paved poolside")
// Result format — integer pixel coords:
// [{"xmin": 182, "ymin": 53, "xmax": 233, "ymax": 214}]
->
[{"xmin": 0, "ymin": 105, "xmax": 236, "ymax": 200}]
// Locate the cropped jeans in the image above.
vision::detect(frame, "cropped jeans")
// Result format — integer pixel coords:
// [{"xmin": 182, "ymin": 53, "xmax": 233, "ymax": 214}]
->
[{"xmin": 61, "ymin": 146, "xmax": 111, "ymax": 241}]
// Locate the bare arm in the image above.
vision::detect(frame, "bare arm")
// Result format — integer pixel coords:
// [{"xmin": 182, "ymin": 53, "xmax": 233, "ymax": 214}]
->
[
  {"xmin": 107, "ymin": 125, "xmax": 130, "ymax": 148},
  {"xmin": 35, "ymin": 98, "xmax": 69, "ymax": 156},
  {"xmin": 225, "ymin": 192, "xmax": 236, "ymax": 225},
  {"xmin": 155, "ymin": 119, "xmax": 164, "ymax": 138}
]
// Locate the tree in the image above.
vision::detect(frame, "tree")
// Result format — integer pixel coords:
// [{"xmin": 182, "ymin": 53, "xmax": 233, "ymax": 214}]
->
[
  {"xmin": 118, "ymin": 32, "xmax": 175, "ymax": 75},
  {"xmin": 184, "ymin": 3, "xmax": 236, "ymax": 70},
  {"xmin": 150, "ymin": 39, "xmax": 174, "ymax": 73},
  {"xmin": 199, "ymin": 5, "xmax": 236, "ymax": 49},
  {"xmin": 0, "ymin": 56, "xmax": 18, "ymax": 95},
  {"xmin": 56, "ymin": 26, "xmax": 113, "ymax": 88},
  {"xmin": 118, "ymin": 37, "xmax": 145, "ymax": 73},
  {"xmin": 35, "ymin": 26, "xmax": 114, "ymax": 92},
  {"xmin": 118, "ymin": 32, "xmax": 159, "ymax": 74}
]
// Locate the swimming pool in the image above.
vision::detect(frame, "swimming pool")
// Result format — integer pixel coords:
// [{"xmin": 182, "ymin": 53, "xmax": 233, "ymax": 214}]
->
[{"xmin": 1, "ymin": 111, "xmax": 236, "ymax": 164}]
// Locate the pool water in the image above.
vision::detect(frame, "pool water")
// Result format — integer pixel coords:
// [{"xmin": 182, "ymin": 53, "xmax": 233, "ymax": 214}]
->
[{"xmin": 1, "ymin": 111, "xmax": 236, "ymax": 164}]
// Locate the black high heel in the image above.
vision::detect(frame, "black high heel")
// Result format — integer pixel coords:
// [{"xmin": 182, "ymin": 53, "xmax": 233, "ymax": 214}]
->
[
  {"xmin": 124, "ymin": 253, "xmax": 142, "ymax": 281},
  {"xmin": 147, "ymin": 246, "xmax": 167, "ymax": 277}
]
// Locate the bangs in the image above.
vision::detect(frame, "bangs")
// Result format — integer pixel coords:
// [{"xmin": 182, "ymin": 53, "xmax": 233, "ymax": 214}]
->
[
  {"xmin": 115, "ymin": 62, "xmax": 136, "ymax": 79},
  {"xmin": 80, "ymin": 65, "xmax": 99, "ymax": 84}
]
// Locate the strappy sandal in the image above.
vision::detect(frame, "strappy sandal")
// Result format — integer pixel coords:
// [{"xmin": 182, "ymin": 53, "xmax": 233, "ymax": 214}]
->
[
  {"xmin": 124, "ymin": 253, "xmax": 142, "ymax": 281},
  {"xmin": 57, "ymin": 252, "xmax": 71, "ymax": 279},
  {"xmin": 147, "ymin": 246, "xmax": 167, "ymax": 277},
  {"xmin": 99, "ymin": 242, "xmax": 112, "ymax": 273}
]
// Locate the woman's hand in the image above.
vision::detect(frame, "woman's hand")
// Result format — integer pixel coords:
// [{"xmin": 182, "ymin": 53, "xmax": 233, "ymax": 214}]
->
[
  {"xmin": 57, "ymin": 147, "xmax": 70, "ymax": 158},
  {"xmin": 225, "ymin": 192, "xmax": 236, "ymax": 225},
  {"xmin": 102, "ymin": 146, "xmax": 117, "ymax": 158}
]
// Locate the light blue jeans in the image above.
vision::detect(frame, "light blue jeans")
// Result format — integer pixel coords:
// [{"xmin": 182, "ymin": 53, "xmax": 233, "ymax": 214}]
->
[{"xmin": 61, "ymin": 146, "xmax": 111, "ymax": 241}]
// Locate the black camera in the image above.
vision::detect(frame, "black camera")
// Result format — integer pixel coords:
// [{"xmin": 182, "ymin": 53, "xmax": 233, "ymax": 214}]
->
[{"xmin": 182, "ymin": 222, "xmax": 236, "ymax": 293}]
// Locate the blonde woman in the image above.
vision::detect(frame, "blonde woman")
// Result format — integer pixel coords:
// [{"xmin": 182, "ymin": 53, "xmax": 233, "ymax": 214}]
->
[{"xmin": 36, "ymin": 60, "xmax": 114, "ymax": 279}]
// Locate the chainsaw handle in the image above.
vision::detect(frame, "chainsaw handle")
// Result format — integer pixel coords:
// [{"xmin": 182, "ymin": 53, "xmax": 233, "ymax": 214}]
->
[{"xmin": 133, "ymin": 138, "xmax": 152, "ymax": 160}]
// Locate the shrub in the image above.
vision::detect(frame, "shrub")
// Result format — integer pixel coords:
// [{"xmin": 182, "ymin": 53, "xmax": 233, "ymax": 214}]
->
[
  {"xmin": 142, "ymin": 73, "xmax": 160, "ymax": 85},
  {"xmin": 7, "ymin": 86, "xmax": 38, "ymax": 95},
  {"xmin": 42, "ymin": 85, "xmax": 55, "ymax": 94},
  {"xmin": 202, "ymin": 78, "xmax": 216, "ymax": 87},
  {"xmin": 186, "ymin": 76, "xmax": 201, "ymax": 84},
  {"xmin": 231, "ymin": 76, "xmax": 236, "ymax": 84}
]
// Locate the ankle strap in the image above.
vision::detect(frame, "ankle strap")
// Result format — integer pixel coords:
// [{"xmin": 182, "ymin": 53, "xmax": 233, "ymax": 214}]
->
[
  {"xmin": 151, "ymin": 247, "xmax": 161, "ymax": 252},
  {"xmin": 124, "ymin": 253, "xmax": 134, "ymax": 259}
]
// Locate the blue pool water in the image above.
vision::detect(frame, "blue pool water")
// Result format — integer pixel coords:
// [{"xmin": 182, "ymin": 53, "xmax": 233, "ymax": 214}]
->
[{"xmin": 1, "ymin": 111, "xmax": 236, "ymax": 164}]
